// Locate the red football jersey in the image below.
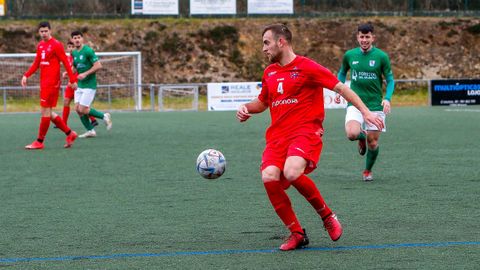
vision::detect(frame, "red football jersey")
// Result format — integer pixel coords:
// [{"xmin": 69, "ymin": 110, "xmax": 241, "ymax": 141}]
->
[
  {"xmin": 258, "ymin": 56, "xmax": 339, "ymax": 141},
  {"xmin": 67, "ymin": 53, "xmax": 74, "ymax": 68},
  {"xmin": 24, "ymin": 37, "xmax": 75, "ymax": 89}
]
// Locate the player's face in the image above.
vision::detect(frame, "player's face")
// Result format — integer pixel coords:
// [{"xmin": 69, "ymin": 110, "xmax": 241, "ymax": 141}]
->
[
  {"xmin": 262, "ymin": 30, "xmax": 282, "ymax": 63},
  {"xmin": 38, "ymin": 27, "xmax": 51, "ymax": 41},
  {"xmin": 72, "ymin": 35, "xmax": 83, "ymax": 48},
  {"xmin": 357, "ymin": 32, "xmax": 375, "ymax": 51},
  {"xmin": 66, "ymin": 44, "xmax": 74, "ymax": 53}
]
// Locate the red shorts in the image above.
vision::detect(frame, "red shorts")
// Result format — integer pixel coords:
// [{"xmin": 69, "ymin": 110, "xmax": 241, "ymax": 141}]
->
[
  {"xmin": 64, "ymin": 86, "xmax": 75, "ymax": 99},
  {"xmin": 40, "ymin": 87, "xmax": 60, "ymax": 108},
  {"xmin": 261, "ymin": 133, "xmax": 323, "ymax": 174}
]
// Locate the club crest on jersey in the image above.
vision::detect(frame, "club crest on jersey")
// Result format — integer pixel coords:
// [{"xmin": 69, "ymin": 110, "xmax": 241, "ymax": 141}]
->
[
  {"xmin": 290, "ymin": 67, "xmax": 299, "ymax": 79},
  {"xmin": 369, "ymin": 60, "xmax": 376, "ymax": 67}
]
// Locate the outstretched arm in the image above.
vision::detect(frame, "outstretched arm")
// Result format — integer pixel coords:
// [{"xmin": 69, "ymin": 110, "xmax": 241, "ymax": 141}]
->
[
  {"xmin": 333, "ymin": 82, "xmax": 384, "ymax": 130},
  {"xmin": 236, "ymin": 98, "xmax": 268, "ymax": 122}
]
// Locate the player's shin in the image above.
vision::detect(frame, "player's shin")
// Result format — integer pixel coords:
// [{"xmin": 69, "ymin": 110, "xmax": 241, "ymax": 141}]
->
[
  {"xmin": 366, "ymin": 146, "xmax": 379, "ymax": 171},
  {"xmin": 80, "ymin": 114, "xmax": 94, "ymax": 130},
  {"xmin": 291, "ymin": 175, "xmax": 332, "ymax": 219},
  {"xmin": 264, "ymin": 180, "xmax": 303, "ymax": 234},
  {"xmin": 62, "ymin": 106, "xmax": 70, "ymax": 124},
  {"xmin": 52, "ymin": 116, "xmax": 71, "ymax": 134},
  {"xmin": 38, "ymin": 116, "xmax": 51, "ymax": 141},
  {"xmin": 88, "ymin": 107, "xmax": 104, "ymax": 119}
]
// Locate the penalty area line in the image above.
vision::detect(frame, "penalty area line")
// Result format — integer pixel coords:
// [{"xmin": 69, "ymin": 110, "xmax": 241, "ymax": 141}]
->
[{"xmin": 1, "ymin": 241, "xmax": 479, "ymax": 263}]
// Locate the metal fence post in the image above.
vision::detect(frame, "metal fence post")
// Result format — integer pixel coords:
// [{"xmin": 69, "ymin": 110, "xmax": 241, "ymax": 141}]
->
[
  {"xmin": 150, "ymin": 84, "xmax": 155, "ymax": 111},
  {"xmin": 193, "ymin": 86, "xmax": 199, "ymax": 111},
  {"xmin": 428, "ymin": 80, "xmax": 432, "ymax": 106},
  {"xmin": 108, "ymin": 85, "xmax": 112, "ymax": 110},
  {"xmin": 158, "ymin": 86, "xmax": 163, "ymax": 112},
  {"xmin": 3, "ymin": 89, "xmax": 6, "ymax": 112}
]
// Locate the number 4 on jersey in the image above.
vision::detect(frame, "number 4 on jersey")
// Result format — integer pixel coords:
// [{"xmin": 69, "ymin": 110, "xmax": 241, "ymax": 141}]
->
[{"xmin": 277, "ymin": 82, "xmax": 284, "ymax": 94}]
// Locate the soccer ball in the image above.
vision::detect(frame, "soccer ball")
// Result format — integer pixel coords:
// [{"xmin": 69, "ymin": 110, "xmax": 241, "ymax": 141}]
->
[{"xmin": 196, "ymin": 149, "xmax": 226, "ymax": 179}]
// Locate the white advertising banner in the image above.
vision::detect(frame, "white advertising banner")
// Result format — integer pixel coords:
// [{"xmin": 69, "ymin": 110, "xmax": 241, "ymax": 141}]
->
[
  {"xmin": 207, "ymin": 82, "xmax": 347, "ymax": 111},
  {"xmin": 190, "ymin": 0, "xmax": 236, "ymax": 15},
  {"xmin": 248, "ymin": 0, "xmax": 293, "ymax": 14},
  {"xmin": 131, "ymin": 0, "xmax": 179, "ymax": 15},
  {"xmin": 207, "ymin": 82, "xmax": 262, "ymax": 111},
  {"xmin": 323, "ymin": 88, "xmax": 347, "ymax": 109}
]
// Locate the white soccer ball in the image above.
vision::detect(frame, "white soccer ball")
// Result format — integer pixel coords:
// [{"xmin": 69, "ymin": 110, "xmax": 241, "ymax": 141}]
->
[{"xmin": 196, "ymin": 149, "xmax": 226, "ymax": 179}]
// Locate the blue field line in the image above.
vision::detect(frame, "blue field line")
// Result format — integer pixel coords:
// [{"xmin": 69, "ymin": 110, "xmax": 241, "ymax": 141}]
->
[{"xmin": 1, "ymin": 241, "xmax": 479, "ymax": 263}]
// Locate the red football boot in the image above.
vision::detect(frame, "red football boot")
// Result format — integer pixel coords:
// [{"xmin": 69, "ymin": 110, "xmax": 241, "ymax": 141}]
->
[
  {"xmin": 363, "ymin": 170, "xmax": 373, "ymax": 181},
  {"xmin": 64, "ymin": 131, "xmax": 78, "ymax": 148},
  {"xmin": 25, "ymin": 140, "xmax": 44, "ymax": 150},
  {"xmin": 279, "ymin": 229, "xmax": 309, "ymax": 251},
  {"xmin": 323, "ymin": 213, "xmax": 343, "ymax": 241}
]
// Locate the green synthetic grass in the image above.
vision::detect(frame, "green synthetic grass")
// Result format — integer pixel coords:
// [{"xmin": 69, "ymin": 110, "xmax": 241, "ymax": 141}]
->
[{"xmin": 0, "ymin": 107, "xmax": 479, "ymax": 269}]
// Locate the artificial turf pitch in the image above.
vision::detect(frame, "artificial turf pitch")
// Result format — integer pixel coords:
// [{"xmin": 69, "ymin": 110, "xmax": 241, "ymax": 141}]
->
[{"xmin": 0, "ymin": 107, "xmax": 478, "ymax": 269}]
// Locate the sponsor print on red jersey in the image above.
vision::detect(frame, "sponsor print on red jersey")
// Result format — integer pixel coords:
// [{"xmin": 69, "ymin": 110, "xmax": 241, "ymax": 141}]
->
[
  {"xmin": 24, "ymin": 37, "xmax": 75, "ymax": 89},
  {"xmin": 258, "ymin": 56, "xmax": 339, "ymax": 141}
]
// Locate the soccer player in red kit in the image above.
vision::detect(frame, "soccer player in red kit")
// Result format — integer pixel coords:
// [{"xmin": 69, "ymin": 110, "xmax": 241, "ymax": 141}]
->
[
  {"xmin": 21, "ymin": 21, "xmax": 78, "ymax": 149},
  {"xmin": 236, "ymin": 24, "xmax": 384, "ymax": 251}
]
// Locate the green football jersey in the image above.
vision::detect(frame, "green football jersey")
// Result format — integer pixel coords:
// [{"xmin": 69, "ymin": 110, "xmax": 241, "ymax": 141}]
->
[
  {"xmin": 72, "ymin": 45, "xmax": 99, "ymax": 89},
  {"xmin": 339, "ymin": 47, "xmax": 393, "ymax": 111}
]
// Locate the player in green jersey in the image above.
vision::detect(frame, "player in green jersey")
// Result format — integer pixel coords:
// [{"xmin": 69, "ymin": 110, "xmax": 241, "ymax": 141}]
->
[
  {"xmin": 335, "ymin": 23, "xmax": 395, "ymax": 181},
  {"xmin": 71, "ymin": 30, "xmax": 112, "ymax": 138}
]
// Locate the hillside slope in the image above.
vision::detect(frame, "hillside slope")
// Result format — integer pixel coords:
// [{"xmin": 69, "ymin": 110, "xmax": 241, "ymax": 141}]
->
[{"xmin": 1, "ymin": 17, "xmax": 479, "ymax": 83}]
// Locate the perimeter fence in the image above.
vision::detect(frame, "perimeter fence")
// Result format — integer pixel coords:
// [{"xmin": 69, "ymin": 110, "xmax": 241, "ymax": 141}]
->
[{"xmin": 1, "ymin": 0, "xmax": 479, "ymax": 18}]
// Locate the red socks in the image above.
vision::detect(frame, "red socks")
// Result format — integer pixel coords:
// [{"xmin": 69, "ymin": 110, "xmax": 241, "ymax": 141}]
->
[
  {"xmin": 62, "ymin": 106, "xmax": 70, "ymax": 124},
  {"xmin": 52, "ymin": 115, "xmax": 71, "ymax": 134},
  {"xmin": 264, "ymin": 181, "xmax": 303, "ymax": 234},
  {"xmin": 291, "ymin": 175, "xmax": 332, "ymax": 220},
  {"xmin": 37, "ymin": 117, "xmax": 51, "ymax": 141}
]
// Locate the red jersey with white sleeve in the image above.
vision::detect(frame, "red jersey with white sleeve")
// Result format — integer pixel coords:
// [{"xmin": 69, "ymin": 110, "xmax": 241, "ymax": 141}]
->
[
  {"xmin": 24, "ymin": 37, "xmax": 76, "ymax": 90},
  {"xmin": 258, "ymin": 56, "xmax": 339, "ymax": 142}
]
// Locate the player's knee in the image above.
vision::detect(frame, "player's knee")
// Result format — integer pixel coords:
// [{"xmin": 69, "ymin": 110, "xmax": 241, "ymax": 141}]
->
[
  {"xmin": 76, "ymin": 107, "xmax": 87, "ymax": 115},
  {"xmin": 283, "ymin": 168, "xmax": 302, "ymax": 182},
  {"xmin": 347, "ymin": 130, "xmax": 360, "ymax": 141},
  {"xmin": 346, "ymin": 132, "xmax": 357, "ymax": 141},
  {"xmin": 368, "ymin": 141, "xmax": 378, "ymax": 149},
  {"xmin": 261, "ymin": 168, "xmax": 281, "ymax": 182}
]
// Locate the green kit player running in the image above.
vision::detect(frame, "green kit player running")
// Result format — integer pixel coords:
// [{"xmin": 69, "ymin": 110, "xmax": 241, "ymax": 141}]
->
[
  {"xmin": 335, "ymin": 23, "xmax": 395, "ymax": 181},
  {"xmin": 71, "ymin": 30, "xmax": 112, "ymax": 138}
]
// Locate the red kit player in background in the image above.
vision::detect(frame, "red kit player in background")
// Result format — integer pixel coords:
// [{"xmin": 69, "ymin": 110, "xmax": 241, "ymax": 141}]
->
[
  {"xmin": 21, "ymin": 21, "xmax": 78, "ymax": 149},
  {"xmin": 236, "ymin": 24, "xmax": 384, "ymax": 251}
]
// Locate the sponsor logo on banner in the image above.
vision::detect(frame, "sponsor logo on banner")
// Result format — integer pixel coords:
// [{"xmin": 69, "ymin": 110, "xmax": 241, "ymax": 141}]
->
[
  {"xmin": 207, "ymin": 82, "xmax": 347, "ymax": 111},
  {"xmin": 431, "ymin": 79, "xmax": 480, "ymax": 106},
  {"xmin": 207, "ymin": 82, "xmax": 262, "ymax": 111}
]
